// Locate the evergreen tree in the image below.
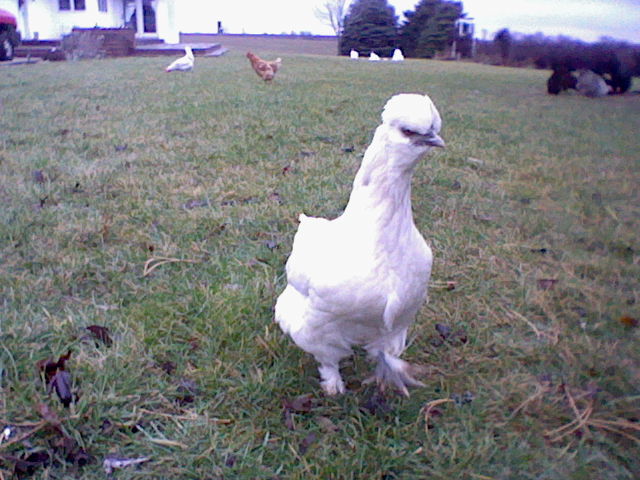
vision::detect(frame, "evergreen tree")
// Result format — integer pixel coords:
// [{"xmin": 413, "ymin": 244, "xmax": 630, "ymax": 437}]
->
[
  {"xmin": 339, "ymin": 0, "xmax": 398, "ymax": 57},
  {"xmin": 494, "ymin": 28, "xmax": 512, "ymax": 65},
  {"xmin": 400, "ymin": 0, "xmax": 463, "ymax": 58}
]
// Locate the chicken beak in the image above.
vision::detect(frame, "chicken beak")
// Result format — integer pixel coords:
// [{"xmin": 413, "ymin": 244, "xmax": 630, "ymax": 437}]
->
[
  {"xmin": 425, "ymin": 133, "xmax": 445, "ymax": 149},
  {"xmin": 414, "ymin": 133, "xmax": 445, "ymax": 149}
]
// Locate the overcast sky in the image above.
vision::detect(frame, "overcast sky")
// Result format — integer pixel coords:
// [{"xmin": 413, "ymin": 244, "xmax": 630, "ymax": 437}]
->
[{"xmin": 180, "ymin": 0, "xmax": 639, "ymax": 44}]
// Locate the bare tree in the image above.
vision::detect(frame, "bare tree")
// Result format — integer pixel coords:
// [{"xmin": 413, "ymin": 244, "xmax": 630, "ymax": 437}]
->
[{"xmin": 315, "ymin": 0, "xmax": 349, "ymax": 36}]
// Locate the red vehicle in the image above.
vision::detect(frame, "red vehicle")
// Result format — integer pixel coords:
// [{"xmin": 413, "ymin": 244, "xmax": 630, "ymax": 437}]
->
[{"xmin": 0, "ymin": 8, "xmax": 20, "ymax": 61}]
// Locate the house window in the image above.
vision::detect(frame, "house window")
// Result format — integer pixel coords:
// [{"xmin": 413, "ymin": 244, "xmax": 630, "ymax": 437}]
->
[
  {"xmin": 59, "ymin": 0, "xmax": 86, "ymax": 10},
  {"xmin": 98, "ymin": 0, "xmax": 107, "ymax": 12}
]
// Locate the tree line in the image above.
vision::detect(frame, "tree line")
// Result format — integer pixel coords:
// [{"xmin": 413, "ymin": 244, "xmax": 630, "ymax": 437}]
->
[
  {"xmin": 326, "ymin": 0, "xmax": 640, "ymax": 77},
  {"xmin": 336, "ymin": 0, "xmax": 466, "ymax": 58}
]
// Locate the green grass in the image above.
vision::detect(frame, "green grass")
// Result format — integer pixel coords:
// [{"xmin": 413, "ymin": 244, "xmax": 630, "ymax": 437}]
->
[{"xmin": 1, "ymin": 52, "xmax": 639, "ymax": 479}]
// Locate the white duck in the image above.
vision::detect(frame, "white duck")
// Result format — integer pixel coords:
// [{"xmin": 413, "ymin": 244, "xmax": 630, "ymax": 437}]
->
[
  {"xmin": 392, "ymin": 48, "xmax": 405, "ymax": 61},
  {"xmin": 350, "ymin": 49, "xmax": 359, "ymax": 59},
  {"xmin": 369, "ymin": 51, "xmax": 381, "ymax": 61},
  {"xmin": 275, "ymin": 93, "xmax": 445, "ymax": 396},
  {"xmin": 165, "ymin": 46, "xmax": 194, "ymax": 72}
]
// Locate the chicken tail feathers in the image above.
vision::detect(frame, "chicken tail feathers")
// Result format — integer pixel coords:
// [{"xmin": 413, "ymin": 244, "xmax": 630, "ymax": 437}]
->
[{"xmin": 369, "ymin": 352, "xmax": 426, "ymax": 397}]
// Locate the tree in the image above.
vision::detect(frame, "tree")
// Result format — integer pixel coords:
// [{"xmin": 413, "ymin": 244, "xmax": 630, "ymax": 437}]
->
[
  {"xmin": 339, "ymin": 0, "xmax": 398, "ymax": 57},
  {"xmin": 399, "ymin": 0, "xmax": 463, "ymax": 58},
  {"xmin": 315, "ymin": 0, "xmax": 350, "ymax": 36},
  {"xmin": 494, "ymin": 28, "xmax": 512, "ymax": 65}
]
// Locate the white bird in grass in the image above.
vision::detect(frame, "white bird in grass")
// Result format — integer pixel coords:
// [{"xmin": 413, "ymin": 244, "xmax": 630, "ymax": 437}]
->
[
  {"xmin": 392, "ymin": 48, "xmax": 405, "ymax": 61},
  {"xmin": 369, "ymin": 51, "xmax": 381, "ymax": 61},
  {"xmin": 350, "ymin": 49, "xmax": 359, "ymax": 59},
  {"xmin": 275, "ymin": 93, "xmax": 445, "ymax": 396},
  {"xmin": 165, "ymin": 46, "xmax": 194, "ymax": 72}
]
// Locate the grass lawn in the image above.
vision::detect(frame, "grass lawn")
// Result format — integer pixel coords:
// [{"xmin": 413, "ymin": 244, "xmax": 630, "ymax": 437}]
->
[{"xmin": 1, "ymin": 52, "xmax": 639, "ymax": 479}]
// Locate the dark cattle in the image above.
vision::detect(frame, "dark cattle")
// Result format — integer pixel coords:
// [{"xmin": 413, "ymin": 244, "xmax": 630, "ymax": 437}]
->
[
  {"xmin": 547, "ymin": 49, "xmax": 635, "ymax": 95},
  {"xmin": 547, "ymin": 68, "xmax": 577, "ymax": 94}
]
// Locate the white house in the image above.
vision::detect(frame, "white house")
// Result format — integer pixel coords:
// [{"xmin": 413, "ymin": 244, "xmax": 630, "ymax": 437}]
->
[{"xmin": 0, "ymin": 0, "xmax": 179, "ymax": 43}]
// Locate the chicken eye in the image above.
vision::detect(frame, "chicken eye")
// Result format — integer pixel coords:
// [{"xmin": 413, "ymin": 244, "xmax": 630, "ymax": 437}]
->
[{"xmin": 400, "ymin": 128, "xmax": 418, "ymax": 137}]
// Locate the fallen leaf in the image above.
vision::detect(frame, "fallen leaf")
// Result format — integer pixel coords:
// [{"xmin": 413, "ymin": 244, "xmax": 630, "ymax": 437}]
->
[
  {"xmin": 86, "ymin": 325, "xmax": 113, "ymax": 347},
  {"xmin": 530, "ymin": 248, "xmax": 549, "ymax": 254},
  {"xmin": 360, "ymin": 389, "xmax": 391, "ymax": 417},
  {"xmin": 103, "ymin": 456, "xmax": 150, "ymax": 474},
  {"xmin": 38, "ymin": 351, "xmax": 74, "ymax": 406},
  {"xmin": 433, "ymin": 324, "xmax": 467, "ymax": 346},
  {"xmin": 175, "ymin": 378, "xmax": 198, "ymax": 405},
  {"xmin": 283, "ymin": 394, "xmax": 315, "ymax": 413},
  {"xmin": 451, "ymin": 329, "xmax": 468, "ymax": 345},
  {"xmin": 299, "ymin": 432, "xmax": 317, "ymax": 455},
  {"xmin": 473, "ymin": 213, "xmax": 495, "ymax": 223},
  {"xmin": 32, "ymin": 170, "xmax": 46, "ymax": 183},
  {"xmin": 317, "ymin": 416, "xmax": 339, "ymax": 433},
  {"xmin": 283, "ymin": 409, "xmax": 296, "ymax": 431},
  {"xmin": 264, "ymin": 240, "xmax": 279, "ymax": 250},
  {"xmin": 620, "ymin": 316, "xmax": 638, "ymax": 327},
  {"xmin": 467, "ymin": 157, "xmax": 484, "ymax": 167},
  {"xmin": 188, "ymin": 337, "xmax": 201, "ymax": 351},
  {"xmin": 210, "ymin": 223, "xmax": 227, "ymax": 236},
  {"xmin": 37, "ymin": 402, "xmax": 61, "ymax": 428},
  {"xmin": 99, "ymin": 419, "xmax": 114, "ymax": 434},
  {"xmin": 48, "ymin": 370, "xmax": 73, "ymax": 407},
  {"xmin": 13, "ymin": 451, "xmax": 50, "ymax": 476},
  {"xmin": 537, "ymin": 278, "xmax": 558, "ymax": 290},
  {"xmin": 435, "ymin": 323, "xmax": 451, "ymax": 339},
  {"xmin": 38, "ymin": 350, "xmax": 72, "ymax": 382},
  {"xmin": 57, "ymin": 350, "xmax": 72, "ymax": 367},
  {"xmin": 158, "ymin": 360, "xmax": 177, "ymax": 375},
  {"xmin": 182, "ymin": 199, "xmax": 208, "ymax": 210},
  {"xmin": 425, "ymin": 407, "xmax": 443, "ymax": 430},
  {"xmin": 52, "ymin": 435, "xmax": 93, "ymax": 466},
  {"xmin": 269, "ymin": 192, "xmax": 283, "ymax": 204}
]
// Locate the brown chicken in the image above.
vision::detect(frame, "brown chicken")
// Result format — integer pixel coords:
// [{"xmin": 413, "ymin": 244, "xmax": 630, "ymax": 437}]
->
[{"xmin": 246, "ymin": 52, "xmax": 282, "ymax": 82}]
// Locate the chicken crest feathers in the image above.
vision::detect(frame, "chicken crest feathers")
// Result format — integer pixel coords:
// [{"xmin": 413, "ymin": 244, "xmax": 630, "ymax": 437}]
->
[{"xmin": 381, "ymin": 94, "xmax": 442, "ymax": 136}]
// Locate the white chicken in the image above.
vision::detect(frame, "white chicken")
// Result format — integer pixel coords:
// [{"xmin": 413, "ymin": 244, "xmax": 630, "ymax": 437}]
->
[
  {"xmin": 392, "ymin": 48, "xmax": 405, "ymax": 61},
  {"xmin": 350, "ymin": 49, "xmax": 359, "ymax": 59},
  {"xmin": 275, "ymin": 93, "xmax": 445, "ymax": 396},
  {"xmin": 369, "ymin": 51, "xmax": 381, "ymax": 61},
  {"xmin": 165, "ymin": 46, "xmax": 194, "ymax": 72}
]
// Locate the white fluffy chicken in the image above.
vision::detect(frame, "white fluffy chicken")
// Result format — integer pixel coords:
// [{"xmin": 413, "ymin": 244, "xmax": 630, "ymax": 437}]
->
[
  {"xmin": 392, "ymin": 48, "xmax": 405, "ymax": 61},
  {"xmin": 165, "ymin": 46, "xmax": 194, "ymax": 72},
  {"xmin": 275, "ymin": 93, "xmax": 445, "ymax": 396}
]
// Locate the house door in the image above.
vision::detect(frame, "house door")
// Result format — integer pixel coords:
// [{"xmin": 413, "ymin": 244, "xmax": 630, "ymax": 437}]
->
[{"xmin": 125, "ymin": 0, "xmax": 157, "ymax": 36}]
